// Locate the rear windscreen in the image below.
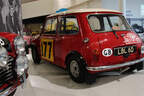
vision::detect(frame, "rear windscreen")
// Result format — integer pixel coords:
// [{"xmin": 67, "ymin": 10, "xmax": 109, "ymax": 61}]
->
[{"xmin": 88, "ymin": 14, "xmax": 131, "ymax": 33}]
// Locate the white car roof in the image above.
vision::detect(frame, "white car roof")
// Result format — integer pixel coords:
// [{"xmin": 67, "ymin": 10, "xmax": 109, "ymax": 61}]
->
[{"xmin": 48, "ymin": 8, "xmax": 121, "ymax": 17}]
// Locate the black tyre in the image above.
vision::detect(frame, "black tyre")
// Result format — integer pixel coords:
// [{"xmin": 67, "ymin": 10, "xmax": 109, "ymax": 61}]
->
[
  {"xmin": 136, "ymin": 62, "xmax": 144, "ymax": 71},
  {"xmin": 31, "ymin": 46, "xmax": 41, "ymax": 64},
  {"xmin": 67, "ymin": 55, "xmax": 86, "ymax": 83},
  {"xmin": 8, "ymin": 90, "xmax": 16, "ymax": 96},
  {"xmin": 25, "ymin": 45, "xmax": 29, "ymax": 54},
  {"xmin": 127, "ymin": 62, "xmax": 144, "ymax": 72}
]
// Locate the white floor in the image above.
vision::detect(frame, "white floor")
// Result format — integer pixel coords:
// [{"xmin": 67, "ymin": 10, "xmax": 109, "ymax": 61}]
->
[{"xmin": 15, "ymin": 54, "xmax": 144, "ymax": 96}]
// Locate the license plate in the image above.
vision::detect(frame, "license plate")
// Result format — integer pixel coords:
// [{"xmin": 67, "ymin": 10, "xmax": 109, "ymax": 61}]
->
[{"xmin": 114, "ymin": 46, "xmax": 137, "ymax": 56}]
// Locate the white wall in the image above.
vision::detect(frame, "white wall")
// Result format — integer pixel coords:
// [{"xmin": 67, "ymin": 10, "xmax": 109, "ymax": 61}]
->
[
  {"xmin": 102, "ymin": 0, "xmax": 119, "ymax": 10},
  {"xmin": 22, "ymin": 0, "xmax": 89, "ymax": 19},
  {"xmin": 69, "ymin": 0, "xmax": 101, "ymax": 9},
  {"xmin": 125, "ymin": 0, "xmax": 144, "ymax": 18},
  {"xmin": 22, "ymin": 0, "xmax": 125, "ymax": 19},
  {"xmin": 87, "ymin": 0, "xmax": 101, "ymax": 8}
]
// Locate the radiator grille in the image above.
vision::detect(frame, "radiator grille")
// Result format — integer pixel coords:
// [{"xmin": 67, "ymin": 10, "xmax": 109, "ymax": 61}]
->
[{"xmin": 0, "ymin": 56, "xmax": 16, "ymax": 87}]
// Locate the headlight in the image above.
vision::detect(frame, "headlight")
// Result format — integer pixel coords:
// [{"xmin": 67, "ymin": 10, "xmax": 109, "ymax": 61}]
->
[
  {"xmin": 16, "ymin": 55, "xmax": 28, "ymax": 75},
  {"xmin": 0, "ymin": 47, "xmax": 8, "ymax": 67},
  {"xmin": 14, "ymin": 36, "xmax": 28, "ymax": 75},
  {"xmin": 141, "ymin": 46, "xmax": 144, "ymax": 54},
  {"xmin": 14, "ymin": 36, "xmax": 25, "ymax": 55}
]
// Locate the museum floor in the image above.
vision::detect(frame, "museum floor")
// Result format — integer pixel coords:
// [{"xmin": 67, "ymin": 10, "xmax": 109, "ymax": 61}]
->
[{"xmin": 15, "ymin": 54, "xmax": 144, "ymax": 96}]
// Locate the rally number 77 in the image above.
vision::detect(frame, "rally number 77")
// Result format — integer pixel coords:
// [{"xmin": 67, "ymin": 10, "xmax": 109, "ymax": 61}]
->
[{"xmin": 40, "ymin": 39, "xmax": 54, "ymax": 62}]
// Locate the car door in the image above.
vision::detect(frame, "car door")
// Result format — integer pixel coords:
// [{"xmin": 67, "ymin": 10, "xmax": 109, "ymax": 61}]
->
[
  {"xmin": 54, "ymin": 15, "xmax": 82, "ymax": 68},
  {"xmin": 40, "ymin": 17, "xmax": 57, "ymax": 63}
]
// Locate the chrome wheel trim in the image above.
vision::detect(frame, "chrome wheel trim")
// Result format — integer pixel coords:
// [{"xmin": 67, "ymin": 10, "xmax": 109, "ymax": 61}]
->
[{"xmin": 70, "ymin": 60, "xmax": 80, "ymax": 78}]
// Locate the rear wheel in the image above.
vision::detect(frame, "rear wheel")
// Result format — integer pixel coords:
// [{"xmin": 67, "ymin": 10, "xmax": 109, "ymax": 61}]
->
[
  {"xmin": 67, "ymin": 55, "xmax": 86, "ymax": 83},
  {"xmin": 31, "ymin": 46, "xmax": 41, "ymax": 64}
]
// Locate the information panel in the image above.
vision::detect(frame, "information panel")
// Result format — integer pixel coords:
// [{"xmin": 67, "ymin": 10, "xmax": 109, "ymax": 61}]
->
[{"xmin": 0, "ymin": 0, "xmax": 22, "ymax": 34}]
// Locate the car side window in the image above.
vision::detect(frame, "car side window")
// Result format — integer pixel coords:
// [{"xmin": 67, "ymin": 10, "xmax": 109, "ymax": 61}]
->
[
  {"xmin": 59, "ymin": 16, "xmax": 79, "ymax": 34},
  {"xmin": 88, "ymin": 16, "xmax": 101, "ymax": 31},
  {"xmin": 44, "ymin": 18, "xmax": 57, "ymax": 34}
]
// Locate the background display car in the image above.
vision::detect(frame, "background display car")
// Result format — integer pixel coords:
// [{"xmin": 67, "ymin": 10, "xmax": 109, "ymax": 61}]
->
[
  {"xmin": 132, "ymin": 24, "xmax": 144, "ymax": 41},
  {"xmin": 31, "ymin": 8, "xmax": 144, "ymax": 83},
  {"xmin": 23, "ymin": 32, "xmax": 32, "ymax": 54},
  {"xmin": 0, "ymin": 0, "xmax": 28, "ymax": 95},
  {"xmin": 0, "ymin": 32, "xmax": 28, "ymax": 96}
]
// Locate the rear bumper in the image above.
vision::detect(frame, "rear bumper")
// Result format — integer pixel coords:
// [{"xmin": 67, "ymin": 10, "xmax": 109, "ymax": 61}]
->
[
  {"xmin": 87, "ymin": 57, "xmax": 144, "ymax": 71},
  {"xmin": 0, "ymin": 72, "xmax": 28, "ymax": 96}
]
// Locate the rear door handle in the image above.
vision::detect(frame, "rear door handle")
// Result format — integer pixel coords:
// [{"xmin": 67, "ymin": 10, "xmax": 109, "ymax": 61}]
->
[{"xmin": 56, "ymin": 37, "xmax": 64, "ymax": 41}]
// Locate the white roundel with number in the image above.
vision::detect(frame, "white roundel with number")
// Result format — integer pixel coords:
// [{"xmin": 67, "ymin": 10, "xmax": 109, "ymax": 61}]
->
[
  {"xmin": 0, "ymin": 39, "xmax": 5, "ymax": 46},
  {"xmin": 102, "ymin": 48, "xmax": 113, "ymax": 57}
]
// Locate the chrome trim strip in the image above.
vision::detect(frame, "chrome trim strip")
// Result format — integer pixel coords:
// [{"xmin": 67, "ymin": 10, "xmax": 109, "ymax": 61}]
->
[
  {"xmin": 0, "ymin": 72, "xmax": 27, "ymax": 96},
  {"xmin": 87, "ymin": 58, "xmax": 144, "ymax": 71},
  {"xmin": 0, "ymin": 85, "xmax": 16, "ymax": 96}
]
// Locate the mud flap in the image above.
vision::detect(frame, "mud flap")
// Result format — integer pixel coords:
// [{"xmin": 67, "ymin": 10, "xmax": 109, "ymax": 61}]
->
[
  {"xmin": 129, "ymin": 62, "xmax": 144, "ymax": 71},
  {"xmin": 85, "ymin": 71, "xmax": 97, "ymax": 84},
  {"xmin": 137, "ymin": 62, "xmax": 144, "ymax": 71}
]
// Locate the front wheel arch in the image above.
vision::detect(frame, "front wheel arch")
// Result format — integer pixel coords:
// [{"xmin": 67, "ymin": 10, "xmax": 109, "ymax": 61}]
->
[
  {"xmin": 65, "ymin": 51, "xmax": 97, "ymax": 83},
  {"xmin": 31, "ymin": 45, "xmax": 41, "ymax": 64},
  {"xmin": 65, "ymin": 51, "xmax": 87, "ymax": 69}
]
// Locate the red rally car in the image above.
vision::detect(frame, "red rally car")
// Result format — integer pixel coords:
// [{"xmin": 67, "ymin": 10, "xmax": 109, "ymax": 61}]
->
[
  {"xmin": 0, "ymin": 32, "xmax": 28, "ymax": 95},
  {"xmin": 31, "ymin": 8, "xmax": 144, "ymax": 83}
]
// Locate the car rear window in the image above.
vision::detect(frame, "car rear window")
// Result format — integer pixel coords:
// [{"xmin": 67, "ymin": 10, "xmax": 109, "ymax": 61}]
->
[{"xmin": 88, "ymin": 14, "xmax": 131, "ymax": 33}]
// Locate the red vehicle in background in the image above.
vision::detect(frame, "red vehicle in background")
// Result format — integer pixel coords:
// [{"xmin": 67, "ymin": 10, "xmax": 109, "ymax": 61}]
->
[
  {"xmin": 23, "ymin": 34, "xmax": 31, "ymax": 46},
  {"xmin": 23, "ymin": 32, "xmax": 32, "ymax": 53},
  {"xmin": 0, "ymin": 32, "xmax": 28, "ymax": 95},
  {"xmin": 31, "ymin": 8, "xmax": 144, "ymax": 83}
]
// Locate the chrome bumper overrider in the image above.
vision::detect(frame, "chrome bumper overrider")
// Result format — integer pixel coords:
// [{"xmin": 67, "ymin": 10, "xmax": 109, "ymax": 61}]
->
[{"xmin": 87, "ymin": 58, "xmax": 144, "ymax": 71}]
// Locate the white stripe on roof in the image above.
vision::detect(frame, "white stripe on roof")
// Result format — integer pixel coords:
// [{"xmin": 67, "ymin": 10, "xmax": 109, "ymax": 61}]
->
[{"xmin": 48, "ymin": 8, "xmax": 121, "ymax": 17}]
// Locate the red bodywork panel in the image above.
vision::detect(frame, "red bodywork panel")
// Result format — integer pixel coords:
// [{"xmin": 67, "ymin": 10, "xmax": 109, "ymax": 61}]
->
[
  {"xmin": 23, "ymin": 35, "xmax": 32, "ymax": 46},
  {"xmin": 32, "ymin": 11, "xmax": 144, "ymax": 73},
  {"xmin": 0, "ymin": 32, "xmax": 17, "ymax": 57}
]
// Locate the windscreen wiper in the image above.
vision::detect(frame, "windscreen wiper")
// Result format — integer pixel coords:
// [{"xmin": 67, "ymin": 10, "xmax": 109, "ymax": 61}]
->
[
  {"xmin": 112, "ymin": 30, "xmax": 119, "ymax": 39},
  {"xmin": 106, "ymin": 17, "xmax": 119, "ymax": 39}
]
